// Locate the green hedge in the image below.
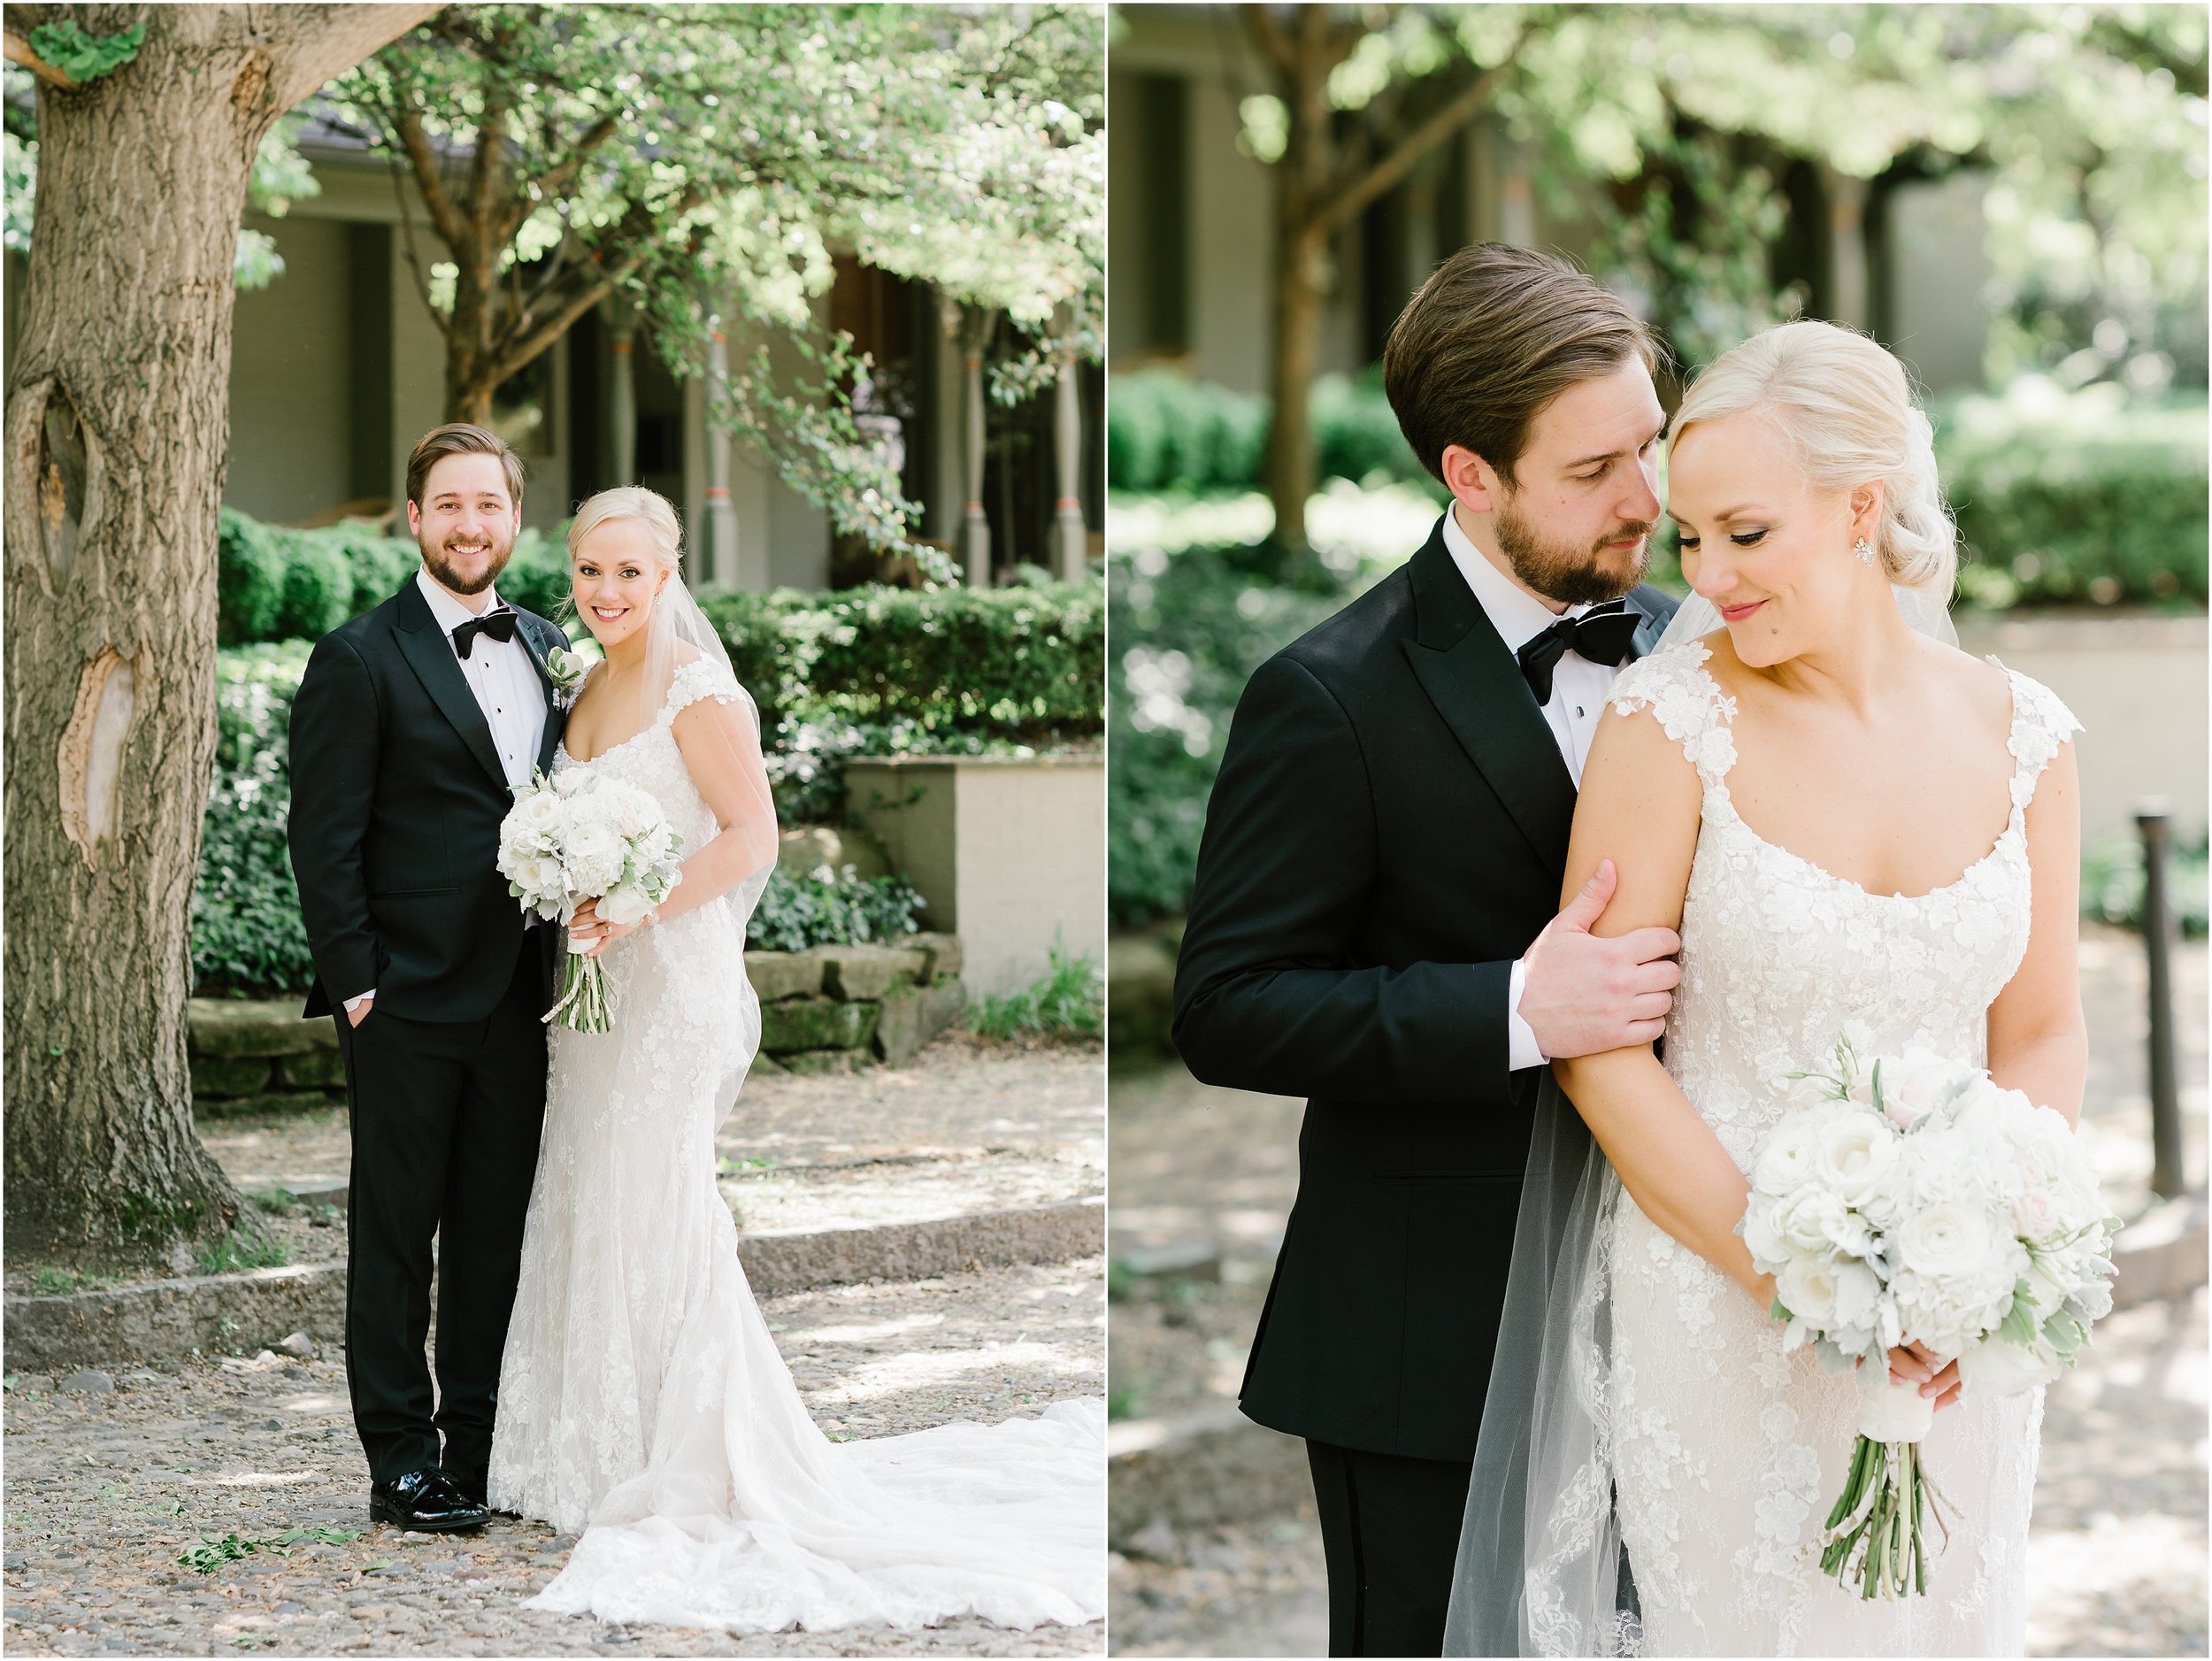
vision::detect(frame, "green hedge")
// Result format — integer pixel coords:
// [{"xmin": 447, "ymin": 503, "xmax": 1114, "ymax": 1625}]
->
[
  {"xmin": 1110, "ymin": 373, "xmax": 2208, "ymax": 611},
  {"xmin": 216, "ymin": 509, "xmax": 574, "ymax": 645},
  {"xmin": 1107, "ymin": 367, "xmax": 1422, "ymax": 494},
  {"xmin": 1110, "ymin": 542, "xmax": 1356, "ymax": 929},
  {"xmin": 1937, "ymin": 395, "xmax": 2208, "ymax": 611}
]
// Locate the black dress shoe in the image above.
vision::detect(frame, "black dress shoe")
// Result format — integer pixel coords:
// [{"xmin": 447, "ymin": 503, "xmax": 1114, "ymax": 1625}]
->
[
  {"xmin": 369, "ymin": 1468, "xmax": 488, "ymax": 1533},
  {"xmin": 443, "ymin": 1465, "xmax": 519, "ymax": 1519}
]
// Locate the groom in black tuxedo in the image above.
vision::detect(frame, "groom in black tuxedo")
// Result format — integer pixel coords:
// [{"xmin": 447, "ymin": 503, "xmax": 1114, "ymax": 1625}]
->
[
  {"xmin": 289, "ymin": 424, "xmax": 569, "ymax": 1533},
  {"xmin": 1174, "ymin": 245, "xmax": 1685, "ymax": 1656}
]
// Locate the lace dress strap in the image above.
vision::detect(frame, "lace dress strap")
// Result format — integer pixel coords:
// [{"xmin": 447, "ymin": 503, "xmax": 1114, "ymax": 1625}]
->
[
  {"xmin": 1606, "ymin": 641, "xmax": 1739, "ymax": 794},
  {"xmin": 657, "ymin": 657, "xmax": 752, "ymax": 729},
  {"xmin": 1990, "ymin": 660, "xmax": 2083, "ymax": 818}
]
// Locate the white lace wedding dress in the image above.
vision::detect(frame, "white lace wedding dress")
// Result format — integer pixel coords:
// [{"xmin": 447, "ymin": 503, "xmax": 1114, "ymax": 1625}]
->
[
  {"xmin": 486, "ymin": 658, "xmax": 1104, "ymax": 1634},
  {"xmin": 1572, "ymin": 642, "xmax": 2079, "ymax": 1656}
]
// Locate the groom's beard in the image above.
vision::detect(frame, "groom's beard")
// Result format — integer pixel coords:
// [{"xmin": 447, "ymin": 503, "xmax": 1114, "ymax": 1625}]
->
[
  {"xmin": 1494, "ymin": 488, "xmax": 1651, "ymax": 608},
  {"xmin": 419, "ymin": 526, "xmax": 517, "ymax": 596}
]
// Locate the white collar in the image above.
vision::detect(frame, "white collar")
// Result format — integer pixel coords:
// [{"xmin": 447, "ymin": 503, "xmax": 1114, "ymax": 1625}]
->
[
  {"xmin": 1438, "ymin": 506, "xmax": 1594, "ymax": 653},
  {"xmin": 415, "ymin": 566, "xmax": 506, "ymax": 635}
]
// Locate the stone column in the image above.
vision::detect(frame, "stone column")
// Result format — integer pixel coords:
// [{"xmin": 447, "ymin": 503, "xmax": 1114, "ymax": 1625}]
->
[
  {"xmin": 961, "ymin": 306, "xmax": 993, "ymax": 588},
  {"xmin": 1052, "ymin": 306, "xmax": 1087, "ymax": 581},
  {"xmin": 1824, "ymin": 165, "xmax": 1871, "ymax": 331},
  {"xmin": 609, "ymin": 299, "xmax": 638, "ymax": 485},
  {"xmin": 703, "ymin": 315, "xmax": 737, "ymax": 586}
]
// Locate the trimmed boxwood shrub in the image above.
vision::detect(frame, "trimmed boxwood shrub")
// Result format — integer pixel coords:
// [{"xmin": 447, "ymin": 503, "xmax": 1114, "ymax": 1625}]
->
[
  {"xmin": 1106, "ymin": 367, "xmax": 1422, "ymax": 494},
  {"xmin": 216, "ymin": 509, "xmax": 576, "ymax": 646}
]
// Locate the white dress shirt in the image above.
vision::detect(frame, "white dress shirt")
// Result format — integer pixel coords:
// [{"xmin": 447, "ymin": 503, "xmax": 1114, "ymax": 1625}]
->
[
  {"xmin": 344, "ymin": 571, "xmax": 549, "ymax": 1011},
  {"xmin": 1439, "ymin": 509, "xmax": 1632, "ymax": 1071}
]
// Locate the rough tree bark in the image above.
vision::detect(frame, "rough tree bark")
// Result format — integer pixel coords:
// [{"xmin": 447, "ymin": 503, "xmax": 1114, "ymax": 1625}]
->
[
  {"xmin": 3, "ymin": 2, "xmax": 437, "ymax": 1268},
  {"xmin": 1245, "ymin": 4, "xmax": 1529, "ymax": 550}
]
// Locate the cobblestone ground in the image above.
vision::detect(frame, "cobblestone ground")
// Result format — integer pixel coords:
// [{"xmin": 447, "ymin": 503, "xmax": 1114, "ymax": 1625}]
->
[
  {"xmin": 4, "ymin": 1259, "xmax": 1104, "ymax": 1658},
  {"xmin": 1105, "ymin": 926, "xmax": 2208, "ymax": 1655}
]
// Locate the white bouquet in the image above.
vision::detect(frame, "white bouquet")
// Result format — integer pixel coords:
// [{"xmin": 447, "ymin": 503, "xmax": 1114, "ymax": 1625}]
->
[
  {"xmin": 496, "ymin": 769, "xmax": 685, "ymax": 1033},
  {"xmin": 1741, "ymin": 1037, "xmax": 2119, "ymax": 1599}
]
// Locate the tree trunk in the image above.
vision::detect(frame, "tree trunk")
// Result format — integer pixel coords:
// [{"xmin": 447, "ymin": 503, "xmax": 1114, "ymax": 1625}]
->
[
  {"xmin": 3, "ymin": 3, "xmax": 435, "ymax": 1268},
  {"xmin": 1264, "ymin": 219, "xmax": 1327, "ymax": 550}
]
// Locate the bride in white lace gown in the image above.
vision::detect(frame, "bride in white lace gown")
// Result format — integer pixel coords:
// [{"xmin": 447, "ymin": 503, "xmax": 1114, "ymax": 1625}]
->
[
  {"xmin": 486, "ymin": 488, "xmax": 1104, "ymax": 1635},
  {"xmin": 1448, "ymin": 324, "xmax": 2085, "ymax": 1657}
]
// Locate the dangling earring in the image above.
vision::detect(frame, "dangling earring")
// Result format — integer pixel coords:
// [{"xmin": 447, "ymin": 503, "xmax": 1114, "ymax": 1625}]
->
[{"xmin": 1854, "ymin": 536, "xmax": 1877, "ymax": 567}]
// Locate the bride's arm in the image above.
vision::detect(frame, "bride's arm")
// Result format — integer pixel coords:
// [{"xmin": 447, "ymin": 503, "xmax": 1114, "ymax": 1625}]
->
[
  {"xmin": 1550, "ymin": 703, "xmax": 1774, "ymax": 1305},
  {"xmin": 572, "ymin": 694, "xmax": 780, "ymax": 952},
  {"xmin": 1985, "ymin": 738, "xmax": 2087, "ymax": 1126}
]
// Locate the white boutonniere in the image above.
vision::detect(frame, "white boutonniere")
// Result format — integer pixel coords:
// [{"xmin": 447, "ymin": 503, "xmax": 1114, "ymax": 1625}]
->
[{"xmin": 545, "ymin": 644, "xmax": 593, "ymax": 710}]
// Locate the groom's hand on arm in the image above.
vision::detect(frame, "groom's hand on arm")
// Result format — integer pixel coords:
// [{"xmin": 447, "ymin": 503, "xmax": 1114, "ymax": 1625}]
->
[{"xmin": 1516, "ymin": 858, "xmax": 1680, "ymax": 1062}]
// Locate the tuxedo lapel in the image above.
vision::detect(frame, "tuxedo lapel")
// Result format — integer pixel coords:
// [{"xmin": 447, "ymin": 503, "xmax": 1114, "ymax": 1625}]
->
[
  {"xmin": 515, "ymin": 614, "xmax": 567, "ymax": 774},
  {"xmin": 393, "ymin": 579, "xmax": 510, "ymax": 791},
  {"xmin": 1399, "ymin": 525, "xmax": 1578, "ymax": 882},
  {"xmin": 1623, "ymin": 582, "xmax": 1679, "ymax": 663}
]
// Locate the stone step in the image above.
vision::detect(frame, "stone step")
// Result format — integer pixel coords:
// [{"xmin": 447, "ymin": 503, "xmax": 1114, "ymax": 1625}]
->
[{"xmin": 3, "ymin": 1197, "xmax": 1103, "ymax": 1371}]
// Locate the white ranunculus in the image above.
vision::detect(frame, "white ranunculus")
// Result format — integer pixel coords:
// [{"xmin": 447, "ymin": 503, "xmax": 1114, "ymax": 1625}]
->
[
  {"xmin": 1754, "ymin": 1111, "xmax": 1828, "ymax": 1196},
  {"xmin": 562, "ymin": 819, "xmax": 625, "ymax": 892},
  {"xmin": 1895, "ymin": 1201, "xmax": 2001, "ymax": 1283},
  {"xmin": 1817, "ymin": 1112, "xmax": 1900, "ymax": 1205},
  {"xmin": 1742, "ymin": 1205, "xmax": 1788, "ymax": 1271}
]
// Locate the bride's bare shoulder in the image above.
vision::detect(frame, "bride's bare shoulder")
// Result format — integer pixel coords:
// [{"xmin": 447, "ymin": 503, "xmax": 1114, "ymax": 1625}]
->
[{"xmin": 1910, "ymin": 634, "xmax": 2016, "ymax": 742}]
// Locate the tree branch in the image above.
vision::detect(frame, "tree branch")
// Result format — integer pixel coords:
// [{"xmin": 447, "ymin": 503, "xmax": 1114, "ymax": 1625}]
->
[
  {"xmin": 380, "ymin": 122, "xmax": 452, "ymax": 346},
  {"xmin": 1243, "ymin": 4, "xmax": 1295, "ymax": 89},
  {"xmin": 1310, "ymin": 28, "xmax": 1532, "ymax": 237},
  {"xmin": 3, "ymin": 29, "xmax": 76, "ymax": 91},
  {"xmin": 392, "ymin": 102, "xmax": 473, "ymax": 257},
  {"xmin": 239, "ymin": 4, "xmax": 442, "ymax": 112}
]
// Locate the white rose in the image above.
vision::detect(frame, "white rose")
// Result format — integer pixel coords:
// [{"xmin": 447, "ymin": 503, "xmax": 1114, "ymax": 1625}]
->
[
  {"xmin": 597, "ymin": 884, "xmax": 654, "ymax": 927},
  {"xmin": 1957, "ymin": 1334, "xmax": 2061, "ymax": 1399},
  {"xmin": 1878, "ymin": 1049, "xmax": 1968, "ymax": 1130},
  {"xmin": 1816, "ymin": 1113, "xmax": 1900, "ymax": 1205},
  {"xmin": 1775, "ymin": 1188, "xmax": 1857, "ymax": 1257},
  {"xmin": 1777, "ymin": 1255, "xmax": 1841, "ymax": 1328},
  {"xmin": 2011, "ymin": 1183, "xmax": 2064, "ymax": 1244}
]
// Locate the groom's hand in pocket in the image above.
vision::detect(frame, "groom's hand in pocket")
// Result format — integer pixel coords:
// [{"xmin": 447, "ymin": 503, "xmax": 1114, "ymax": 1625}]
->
[{"xmin": 1519, "ymin": 858, "xmax": 1681, "ymax": 1060}]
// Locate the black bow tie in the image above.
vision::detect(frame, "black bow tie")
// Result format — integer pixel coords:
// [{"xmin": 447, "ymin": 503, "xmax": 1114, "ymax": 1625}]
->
[
  {"xmin": 1515, "ymin": 599, "xmax": 1640, "ymax": 704},
  {"xmin": 451, "ymin": 607, "xmax": 518, "ymax": 659}
]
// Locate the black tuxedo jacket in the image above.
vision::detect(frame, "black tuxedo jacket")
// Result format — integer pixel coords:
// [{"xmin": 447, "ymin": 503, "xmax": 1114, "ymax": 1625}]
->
[
  {"xmin": 288, "ymin": 578, "xmax": 568, "ymax": 1024},
  {"xmin": 1172, "ymin": 518, "xmax": 1678, "ymax": 1463}
]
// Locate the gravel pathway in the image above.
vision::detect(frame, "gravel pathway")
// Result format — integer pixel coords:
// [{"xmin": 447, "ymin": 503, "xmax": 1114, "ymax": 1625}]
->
[{"xmin": 4, "ymin": 1258, "xmax": 1105, "ymax": 1658}]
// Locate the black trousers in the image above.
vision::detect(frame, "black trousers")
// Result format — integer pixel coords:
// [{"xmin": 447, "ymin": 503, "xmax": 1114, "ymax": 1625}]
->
[
  {"xmin": 1307, "ymin": 1439, "xmax": 1477, "ymax": 1658},
  {"xmin": 334, "ymin": 939, "xmax": 547, "ymax": 1485}
]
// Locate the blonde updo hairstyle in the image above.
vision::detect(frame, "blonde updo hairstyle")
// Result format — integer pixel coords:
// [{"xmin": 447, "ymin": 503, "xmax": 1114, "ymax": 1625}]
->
[
  {"xmin": 565, "ymin": 486, "xmax": 686, "ymax": 593},
  {"xmin": 1672, "ymin": 321, "xmax": 1956, "ymax": 598}
]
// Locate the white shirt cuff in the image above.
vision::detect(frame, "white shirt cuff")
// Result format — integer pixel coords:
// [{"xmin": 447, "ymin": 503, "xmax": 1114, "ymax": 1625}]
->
[
  {"xmin": 1506, "ymin": 957, "xmax": 1545, "ymax": 1071},
  {"xmin": 343, "ymin": 989, "xmax": 376, "ymax": 1012}
]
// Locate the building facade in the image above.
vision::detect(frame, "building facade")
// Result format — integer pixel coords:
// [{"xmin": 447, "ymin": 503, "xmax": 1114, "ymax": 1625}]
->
[
  {"xmin": 187, "ymin": 133, "xmax": 1100, "ymax": 589},
  {"xmin": 1108, "ymin": 4, "xmax": 1993, "ymax": 395}
]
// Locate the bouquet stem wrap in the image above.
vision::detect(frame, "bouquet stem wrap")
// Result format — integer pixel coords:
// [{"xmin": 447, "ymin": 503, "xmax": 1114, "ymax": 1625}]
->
[{"xmin": 545, "ymin": 933, "xmax": 614, "ymax": 1034}]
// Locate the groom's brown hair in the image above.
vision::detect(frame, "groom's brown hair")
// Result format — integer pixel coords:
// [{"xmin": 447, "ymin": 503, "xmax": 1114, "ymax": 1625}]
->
[
  {"xmin": 1384, "ymin": 243, "xmax": 1661, "ymax": 488},
  {"xmin": 405, "ymin": 422, "xmax": 526, "ymax": 511}
]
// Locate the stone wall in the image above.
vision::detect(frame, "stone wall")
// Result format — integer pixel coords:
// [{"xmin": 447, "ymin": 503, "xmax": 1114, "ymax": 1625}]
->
[{"xmin": 186, "ymin": 933, "xmax": 969, "ymax": 1113}]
